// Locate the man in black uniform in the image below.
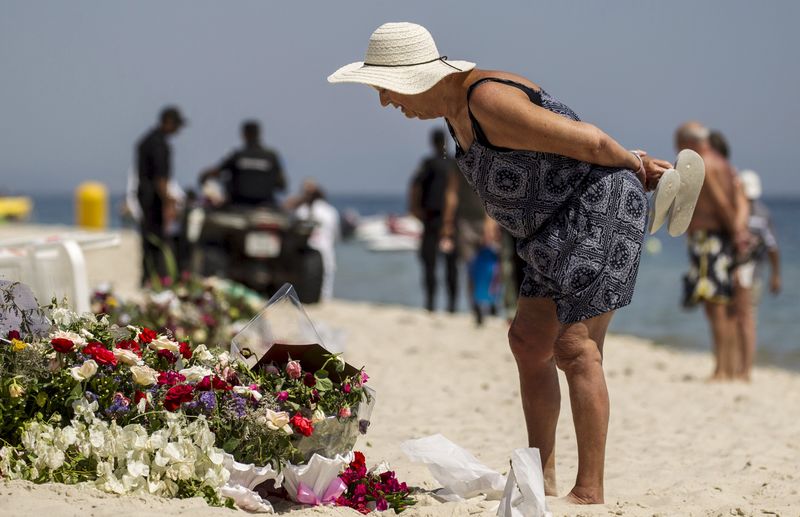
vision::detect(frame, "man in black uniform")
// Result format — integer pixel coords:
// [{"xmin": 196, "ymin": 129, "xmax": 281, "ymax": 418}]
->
[
  {"xmin": 200, "ymin": 120, "xmax": 286, "ymax": 206},
  {"xmin": 136, "ymin": 106, "xmax": 185, "ymax": 286},
  {"xmin": 409, "ymin": 129, "xmax": 459, "ymax": 313}
]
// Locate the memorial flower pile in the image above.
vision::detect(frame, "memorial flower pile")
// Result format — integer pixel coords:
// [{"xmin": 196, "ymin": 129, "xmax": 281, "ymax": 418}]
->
[
  {"xmin": 91, "ymin": 275, "xmax": 264, "ymax": 348},
  {"xmin": 0, "ymin": 287, "xmax": 372, "ymax": 508}
]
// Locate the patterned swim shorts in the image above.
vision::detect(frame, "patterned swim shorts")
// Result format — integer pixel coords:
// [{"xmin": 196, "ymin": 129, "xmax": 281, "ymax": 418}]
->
[{"xmin": 683, "ymin": 230, "xmax": 734, "ymax": 307}]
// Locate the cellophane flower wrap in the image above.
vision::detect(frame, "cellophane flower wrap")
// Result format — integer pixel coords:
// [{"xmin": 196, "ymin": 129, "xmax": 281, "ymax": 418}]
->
[{"xmin": 0, "ymin": 281, "xmax": 373, "ymax": 510}]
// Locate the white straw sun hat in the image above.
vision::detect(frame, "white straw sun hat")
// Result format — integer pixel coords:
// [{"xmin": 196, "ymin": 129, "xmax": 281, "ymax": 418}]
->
[{"xmin": 328, "ymin": 22, "xmax": 475, "ymax": 95}]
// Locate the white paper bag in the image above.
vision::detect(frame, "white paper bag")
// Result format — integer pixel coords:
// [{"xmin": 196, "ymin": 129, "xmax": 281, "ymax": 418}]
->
[
  {"xmin": 496, "ymin": 448, "xmax": 552, "ymax": 517},
  {"xmin": 400, "ymin": 434, "xmax": 506, "ymax": 501}
]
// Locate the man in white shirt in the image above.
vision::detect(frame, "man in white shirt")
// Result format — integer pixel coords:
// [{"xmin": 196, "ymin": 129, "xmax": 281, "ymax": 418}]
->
[{"xmin": 290, "ymin": 180, "xmax": 340, "ymax": 301}]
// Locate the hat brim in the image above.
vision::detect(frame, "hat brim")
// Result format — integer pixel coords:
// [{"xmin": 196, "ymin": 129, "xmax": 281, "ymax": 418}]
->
[{"xmin": 328, "ymin": 59, "xmax": 475, "ymax": 95}]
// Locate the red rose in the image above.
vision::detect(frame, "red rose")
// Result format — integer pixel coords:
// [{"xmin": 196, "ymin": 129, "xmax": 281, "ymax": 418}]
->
[
  {"xmin": 50, "ymin": 337, "xmax": 75, "ymax": 353},
  {"xmin": 196, "ymin": 375, "xmax": 212, "ymax": 391},
  {"xmin": 303, "ymin": 372, "xmax": 317, "ymax": 387},
  {"xmin": 134, "ymin": 390, "xmax": 148, "ymax": 405},
  {"xmin": 116, "ymin": 339, "xmax": 141, "ymax": 356},
  {"xmin": 164, "ymin": 384, "xmax": 194, "ymax": 411},
  {"xmin": 157, "ymin": 370, "xmax": 186, "ymax": 386},
  {"xmin": 178, "ymin": 341, "xmax": 193, "ymax": 360},
  {"xmin": 138, "ymin": 328, "xmax": 157, "ymax": 344},
  {"xmin": 212, "ymin": 376, "xmax": 231, "ymax": 391},
  {"xmin": 157, "ymin": 349, "xmax": 177, "ymax": 364},
  {"xmin": 290, "ymin": 413, "xmax": 314, "ymax": 437},
  {"xmin": 84, "ymin": 342, "xmax": 118, "ymax": 367},
  {"xmin": 351, "ymin": 451, "xmax": 366, "ymax": 470},
  {"xmin": 7, "ymin": 330, "xmax": 20, "ymax": 340}
]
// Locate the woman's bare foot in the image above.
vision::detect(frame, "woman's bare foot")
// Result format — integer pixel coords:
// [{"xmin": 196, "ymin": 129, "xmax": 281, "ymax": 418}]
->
[{"xmin": 562, "ymin": 486, "xmax": 604, "ymax": 505}]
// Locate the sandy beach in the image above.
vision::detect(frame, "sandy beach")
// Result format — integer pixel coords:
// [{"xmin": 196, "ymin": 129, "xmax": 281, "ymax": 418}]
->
[{"xmin": 1, "ymin": 225, "xmax": 799, "ymax": 516}]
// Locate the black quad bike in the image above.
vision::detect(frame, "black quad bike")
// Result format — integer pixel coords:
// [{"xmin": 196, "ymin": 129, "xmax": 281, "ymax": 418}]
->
[{"xmin": 186, "ymin": 204, "xmax": 324, "ymax": 304}]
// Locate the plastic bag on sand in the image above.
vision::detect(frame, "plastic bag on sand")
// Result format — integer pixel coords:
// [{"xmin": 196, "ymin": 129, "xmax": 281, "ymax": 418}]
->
[
  {"xmin": 496, "ymin": 449, "xmax": 552, "ymax": 517},
  {"xmin": 282, "ymin": 452, "xmax": 353, "ymax": 504},
  {"xmin": 400, "ymin": 434, "xmax": 506, "ymax": 502}
]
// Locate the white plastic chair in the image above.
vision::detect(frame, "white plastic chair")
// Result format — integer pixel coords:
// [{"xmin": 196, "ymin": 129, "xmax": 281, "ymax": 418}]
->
[{"xmin": 0, "ymin": 232, "xmax": 120, "ymax": 313}]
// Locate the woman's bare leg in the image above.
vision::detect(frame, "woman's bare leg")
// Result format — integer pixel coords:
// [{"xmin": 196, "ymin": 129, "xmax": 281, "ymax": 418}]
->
[
  {"xmin": 508, "ymin": 297, "xmax": 561, "ymax": 496},
  {"xmin": 555, "ymin": 310, "xmax": 615, "ymax": 504}
]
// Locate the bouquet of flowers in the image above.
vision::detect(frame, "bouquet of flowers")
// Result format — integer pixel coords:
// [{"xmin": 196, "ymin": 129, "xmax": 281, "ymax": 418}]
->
[
  {"xmin": 91, "ymin": 275, "xmax": 264, "ymax": 348},
  {"xmin": 0, "ymin": 282, "xmax": 372, "ymax": 509},
  {"xmin": 336, "ymin": 451, "xmax": 416, "ymax": 514}
]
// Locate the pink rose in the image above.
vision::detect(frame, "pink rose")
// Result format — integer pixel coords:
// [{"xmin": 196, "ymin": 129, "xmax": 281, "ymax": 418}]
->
[
  {"xmin": 285, "ymin": 360, "xmax": 302, "ymax": 379},
  {"xmin": 338, "ymin": 406, "xmax": 352, "ymax": 418},
  {"xmin": 276, "ymin": 391, "xmax": 289, "ymax": 402}
]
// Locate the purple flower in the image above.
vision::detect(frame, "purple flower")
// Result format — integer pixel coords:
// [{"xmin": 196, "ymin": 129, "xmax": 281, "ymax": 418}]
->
[
  {"xmin": 227, "ymin": 393, "xmax": 247, "ymax": 418},
  {"xmin": 199, "ymin": 391, "xmax": 217, "ymax": 412}
]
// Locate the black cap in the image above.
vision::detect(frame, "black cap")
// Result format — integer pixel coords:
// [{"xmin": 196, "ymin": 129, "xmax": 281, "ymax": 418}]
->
[{"xmin": 159, "ymin": 105, "xmax": 187, "ymax": 127}]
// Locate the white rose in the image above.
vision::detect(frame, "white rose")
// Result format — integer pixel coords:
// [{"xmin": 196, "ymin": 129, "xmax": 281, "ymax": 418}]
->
[
  {"xmin": 265, "ymin": 409, "xmax": 292, "ymax": 434},
  {"xmin": 312, "ymin": 408, "xmax": 326, "ymax": 424},
  {"xmin": 192, "ymin": 344, "xmax": 214, "ymax": 363},
  {"xmin": 113, "ymin": 348, "xmax": 140, "ymax": 366},
  {"xmin": 149, "ymin": 337, "xmax": 179, "ymax": 353},
  {"xmin": 217, "ymin": 351, "xmax": 230, "ymax": 367},
  {"xmin": 130, "ymin": 365, "xmax": 158, "ymax": 386},
  {"xmin": 178, "ymin": 365, "xmax": 212, "ymax": 383},
  {"xmin": 70, "ymin": 360, "xmax": 98, "ymax": 381}
]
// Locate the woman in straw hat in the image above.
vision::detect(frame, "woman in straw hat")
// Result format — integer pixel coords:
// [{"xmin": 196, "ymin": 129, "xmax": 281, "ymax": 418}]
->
[{"xmin": 329, "ymin": 22, "xmax": 674, "ymax": 504}]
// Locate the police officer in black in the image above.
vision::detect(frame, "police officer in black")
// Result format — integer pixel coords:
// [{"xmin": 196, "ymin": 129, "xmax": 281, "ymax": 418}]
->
[
  {"xmin": 200, "ymin": 120, "xmax": 286, "ymax": 206},
  {"xmin": 135, "ymin": 106, "xmax": 185, "ymax": 286},
  {"xmin": 409, "ymin": 129, "xmax": 459, "ymax": 313}
]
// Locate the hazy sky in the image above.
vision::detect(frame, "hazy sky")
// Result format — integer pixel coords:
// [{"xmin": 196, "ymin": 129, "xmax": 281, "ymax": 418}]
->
[{"xmin": 1, "ymin": 1, "xmax": 798, "ymax": 196}]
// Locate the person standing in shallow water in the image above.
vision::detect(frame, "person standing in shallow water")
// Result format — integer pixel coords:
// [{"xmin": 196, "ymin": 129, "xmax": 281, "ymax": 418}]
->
[{"xmin": 329, "ymin": 23, "xmax": 676, "ymax": 504}]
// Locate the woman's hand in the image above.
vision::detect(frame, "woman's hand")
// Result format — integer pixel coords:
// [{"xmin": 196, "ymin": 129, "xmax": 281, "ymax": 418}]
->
[{"xmin": 633, "ymin": 151, "xmax": 673, "ymax": 191}]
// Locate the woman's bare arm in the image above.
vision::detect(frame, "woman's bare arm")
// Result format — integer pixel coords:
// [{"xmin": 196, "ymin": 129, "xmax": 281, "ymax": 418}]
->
[{"xmin": 468, "ymin": 82, "xmax": 666, "ymax": 180}]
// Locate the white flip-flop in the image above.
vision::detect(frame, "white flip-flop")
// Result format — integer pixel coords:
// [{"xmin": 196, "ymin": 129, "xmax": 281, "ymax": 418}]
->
[
  {"xmin": 648, "ymin": 168, "xmax": 680, "ymax": 235},
  {"xmin": 667, "ymin": 149, "xmax": 705, "ymax": 237}
]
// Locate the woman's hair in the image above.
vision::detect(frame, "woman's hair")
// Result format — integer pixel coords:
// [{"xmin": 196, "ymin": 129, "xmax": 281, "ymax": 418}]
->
[{"xmin": 708, "ymin": 129, "xmax": 730, "ymax": 159}]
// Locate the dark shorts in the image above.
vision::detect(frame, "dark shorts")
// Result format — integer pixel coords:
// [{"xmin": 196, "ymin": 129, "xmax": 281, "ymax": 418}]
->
[{"xmin": 683, "ymin": 230, "xmax": 734, "ymax": 307}]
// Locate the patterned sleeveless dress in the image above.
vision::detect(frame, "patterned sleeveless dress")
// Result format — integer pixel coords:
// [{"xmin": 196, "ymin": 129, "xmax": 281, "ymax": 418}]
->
[{"xmin": 446, "ymin": 78, "xmax": 647, "ymax": 323}]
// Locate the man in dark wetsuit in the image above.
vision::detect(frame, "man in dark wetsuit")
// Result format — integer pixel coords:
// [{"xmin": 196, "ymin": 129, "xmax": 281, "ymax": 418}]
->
[
  {"xmin": 409, "ymin": 129, "xmax": 458, "ymax": 313},
  {"xmin": 200, "ymin": 120, "xmax": 286, "ymax": 206},
  {"xmin": 135, "ymin": 106, "xmax": 185, "ymax": 286}
]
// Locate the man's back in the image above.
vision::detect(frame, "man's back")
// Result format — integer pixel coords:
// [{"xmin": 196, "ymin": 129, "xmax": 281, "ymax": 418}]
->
[
  {"xmin": 136, "ymin": 128, "xmax": 170, "ymax": 209},
  {"xmin": 414, "ymin": 156, "xmax": 452, "ymax": 218},
  {"xmin": 219, "ymin": 145, "xmax": 285, "ymax": 206},
  {"xmin": 688, "ymin": 151, "xmax": 738, "ymax": 234}
]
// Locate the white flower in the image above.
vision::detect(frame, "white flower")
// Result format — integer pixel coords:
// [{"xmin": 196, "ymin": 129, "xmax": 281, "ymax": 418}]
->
[
  {"xmin": 8, "ymin": 382, "xmax": 24, "ymax": 398},
  {"xmin": 192, "ymin": 344, "xmax": 214, "ymax": 363},
  {"xmin": 233, "ymin": 385, "xmax": 262, "ymax": 401},
  {"xmin": 130, "ymin": 365, "xmax": 158, "ymax": 386},
  {"xmin": 178, "ymin": 365, "xmax": 212, "ymax": 383},
  {"xmin": 50, "ymin": 307, "xmax": 76, "ymax": 326},
  {"xmin": 264, "ymin": 409, "xmax": 292, "ymax": 434},
  {"xmin": 149, "ymin": 336, "xmax": 179, "ymax": 353},
  {"xmin": 70, "ymin": 360, "xmax": 98, "ymax": 381},
  {"xmin": 217, "ymin": 351, "xmax": 231, "ymax": 367},
  {"xmin": 114, "ymin": 348, "xmax": 140, "ymax": 366},
  {"xmin": 80, "ymin": 329, "xmax": 95, "ymax": 340},
  {"xmin": 49, "ymin": 330, "xmax": 87, "ymax": 348},
  {"xmin": 312, "ymin": 408, "xmax": 326, "ymax": 424}
]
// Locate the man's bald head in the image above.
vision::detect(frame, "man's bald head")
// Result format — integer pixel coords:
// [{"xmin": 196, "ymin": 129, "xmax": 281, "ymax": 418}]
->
[{"xmin": 675, "ymin": 121, "xmax": 711, "ymax": 152}]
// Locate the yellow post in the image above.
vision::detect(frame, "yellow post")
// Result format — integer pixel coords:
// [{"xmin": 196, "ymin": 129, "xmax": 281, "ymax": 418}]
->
[{"xmin": 75, "ymin": 181, "xmax": 108, "ymax": 229}]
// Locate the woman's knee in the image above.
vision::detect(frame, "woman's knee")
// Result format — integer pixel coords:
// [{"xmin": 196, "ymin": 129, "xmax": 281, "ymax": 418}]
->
[
  {"xmin": 553, "ymin": 328, "xmax": 602, "ymax": 373},
  {"xmin": 508, "ymin": 319, "xmax": 554, "ymax": 364}
]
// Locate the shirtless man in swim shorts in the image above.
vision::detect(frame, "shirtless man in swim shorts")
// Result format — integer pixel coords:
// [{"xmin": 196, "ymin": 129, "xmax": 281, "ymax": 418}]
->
[{"xmin": 675, "ymin": 122, "xmax": 749, "ymax": 380}]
